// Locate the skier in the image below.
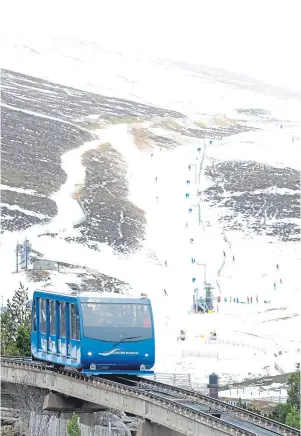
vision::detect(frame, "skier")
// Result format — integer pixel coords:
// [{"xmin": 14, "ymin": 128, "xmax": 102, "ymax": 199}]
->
[
  {"xmin": 232, "ymin": 255, "xmax": 235, "ymax": 262},
  {"xmin": 250, "ymin": 296, "xmax": 253, "ymax": 304},
  {"xmin": 256, "ymin": 295, "xmax": 258, "ymax": 303},
  {"xmin": 186, "ymin": 180, "xmax": 191, "ymax": 184},
  {"xmin": 191, "ymin": 258, "xmax": 196, "ymax": 264},
  {"xmin": 280, "ymin": 125, "xmax": 283, "ymax": 129},
  {"xmin": 186, "ymin": 193, "xmax": 190, "ymax": 199},
  {"xmin": 197, "ymin": 147, "xmax": 201, "ymax": 153},
  {"xmin": 224, "ymin": 297, "xmax": 227, "ymax": 303},
  {"xmin": 190, "ymin": 238, "xmax": 194, "ymax": 244},
  {"xmin": 156, "ymin": 196, "xmax": 159, "ymax": 202},
  {"xmin": 274, "ymin": 282, "xmax": 276, "ymax": 290},
  {"xmin": 165, "ymin": 260, "xmax": 168, "ymax": 267},
  {"xmin": 217, "ymin": 296, "xmax": 221, "ymax": 303},
  {"xmin": 188, "ymin": 165, "xmax": 191, "ymax": 170},
  {"xmin": 155, "ymin": 176, "xmax": 158, "ymax": 182},
  {"xmin": 188, "ymin": 208, "xmax": 193, "ymax": 213},
  {"xmin": 247, "ymin": 296, "xmax": 250, "ymax": 304},
  {"xmin": 192, "ymin": 277, "xmax": 196, "ymax": 283},
  {"xmin": 164, "ymin": 289, "xmax": 167, "ymax": 296},
  {"xmin": 292, "ymin": 135, "xmax": 295, "ymax": 143},
  {"xmin": 151, "ymin": 153, "xmax": 154, "ymax": 158},
  {"xmin": 280, "ymin": 278, "xmax": 283, "ymax": 284},
  {"xmin": 223, "ymin": 251, "xmax": 226, "ymax": 257},
  {"xmin": 185, "ymin": 222, "xmax": 188, "ymax": 228},
  {"xmin": 276, "ymin": 264, "xmax": 279, "ymax": 271}
]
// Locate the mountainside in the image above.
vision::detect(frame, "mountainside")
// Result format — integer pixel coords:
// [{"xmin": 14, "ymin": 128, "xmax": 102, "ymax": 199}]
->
[{"xmin": 0, "ymin": 46, "xmax": 300, "ymax": 387}]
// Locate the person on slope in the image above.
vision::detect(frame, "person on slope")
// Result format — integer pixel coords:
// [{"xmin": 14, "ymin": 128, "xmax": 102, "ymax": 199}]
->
[
  {"xmin": 155, "ymin": 176, "xmax": 158, "ymax": 182},
  {"xmin": 186, "ymin": 193, "xmax": 190, "ymax": 199},
  {"xmin": 185, "ymin": 222, "xmax": 188, "ymax": 228},
  {"xmin": 187, "ymin": 180, "xmax": 191, "ymax": 184},
  {"xmin": 274, "ymin": 282, "xmax": 277, "ymax": 290},
  {"xmin": 223, "ymin": 251, "xmax": 226, "ymax": 257},
  {"xmin": 188, "ymin": 208, "xmax": 193, "ymax": 213},
  {"xmin": 232, "ymin": 255, "xmax": 235, "ymax": 262},
  {"xmin": 276, "ymin": 264, "xmax": 279, "ymax": 271},
  {"xmin": 190, "ymin": 238, "xmax": 194, "ymax": 244},
  {"xmin": 164, "ymin": 289, "xmax": 168, "ymax": 296},
  {"xmin": 165, "ymin": 260, "xmax": 168, "ymax": 267},
  {"xmin": 191, "ymin": 258, "xmax": 196, "ymax": 264},
  {"xmin": 156, "ymin": 196, "xmax": 159, "ymax": 202}
]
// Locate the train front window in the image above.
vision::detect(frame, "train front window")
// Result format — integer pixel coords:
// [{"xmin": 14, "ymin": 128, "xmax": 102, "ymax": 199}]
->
[{"xmin": 81, "ymin": 303, "xmax": 152, "ymax": 342}]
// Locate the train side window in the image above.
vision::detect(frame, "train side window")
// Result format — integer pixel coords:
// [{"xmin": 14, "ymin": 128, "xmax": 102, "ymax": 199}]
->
[
  {"xmin": 32, "ymin": 299, "xmax": 36, "ymax": 331},
  {"xmin": 40, "ymin": 299, "xmax": 46, "ymax": 333},
  {"xmin": 59, "ymin": 302, "xmax": 66, "ymax": 337},
  {"xmin": 70, "ymin": 304, "xmax": 76, "ymax": 340},
  {"xmin": 76, "ymin": 307, "xmax": 80, "ymax": 340},
  {"xmin": 50, "ymin": 300, "xmax": 56, "ymax": 336}
]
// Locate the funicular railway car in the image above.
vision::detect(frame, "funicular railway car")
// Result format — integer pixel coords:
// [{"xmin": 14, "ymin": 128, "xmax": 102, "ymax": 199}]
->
[{"xmin": 31, "ymin": 291, "xmax": 155, "ymax": 375}]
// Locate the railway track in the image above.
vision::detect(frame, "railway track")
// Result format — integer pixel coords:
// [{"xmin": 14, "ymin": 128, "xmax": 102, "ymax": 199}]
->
[
  {"xmin": 112, "ymin": 375, "xmax": 299, "ymax": 436},
  {"xmin": 1, "ymin": 357, "xmax": 299, "ymax": 436}
]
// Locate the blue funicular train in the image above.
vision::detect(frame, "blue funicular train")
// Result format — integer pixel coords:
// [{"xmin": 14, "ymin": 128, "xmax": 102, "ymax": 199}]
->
[{"xmin": 31, "ymin": 290, "xmax": 155, "ymax": 375}]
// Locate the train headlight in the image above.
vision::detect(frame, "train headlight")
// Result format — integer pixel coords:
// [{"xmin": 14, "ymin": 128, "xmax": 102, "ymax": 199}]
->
[
  {"xmin": 90, "ymin": 363, "xmax": 96, "ymax": 370},
  {"xmin": 140, "ymin": 364, "xmax": 146, "ymax": 370}
]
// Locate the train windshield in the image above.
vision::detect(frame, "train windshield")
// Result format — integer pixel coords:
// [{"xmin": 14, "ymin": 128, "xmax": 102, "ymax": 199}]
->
[{"xmin": 81, "ymin": 303, "xmax": 153, "ymax": 342}]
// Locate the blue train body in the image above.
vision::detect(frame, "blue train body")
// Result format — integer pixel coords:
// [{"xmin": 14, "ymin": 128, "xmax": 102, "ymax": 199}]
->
[{"xmin": 31, "ymin": 291, "xmax": 155, "ymax": 375}]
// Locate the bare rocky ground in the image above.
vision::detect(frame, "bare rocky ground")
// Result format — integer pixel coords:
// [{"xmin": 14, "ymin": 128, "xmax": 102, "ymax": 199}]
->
[
  {"xmin": 0, "ymin": 68, "xmax": 183, "ymax": 235},
  {"xmin": 203, "ymin": 160, "xmax": 300, "ymax": 241},
  {"xmin": 70, "ymin": 143, "xmax": 146, "ymax": 254},
  {"xmin": 2, "ymin": 68, "xmax": 300, "ymax": 294}
]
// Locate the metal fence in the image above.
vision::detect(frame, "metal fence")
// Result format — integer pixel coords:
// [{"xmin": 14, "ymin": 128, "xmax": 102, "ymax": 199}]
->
[
  {"xmin": 182, "ymin": 350, "xmax": 219, "ymax": 359},
  {"xmin": 203, "ymin": 339, "xmax": 268, "ymax": 354},
  {"xmin": 142, "ymin": 373, "xmax": 208, "ymax": 393}
]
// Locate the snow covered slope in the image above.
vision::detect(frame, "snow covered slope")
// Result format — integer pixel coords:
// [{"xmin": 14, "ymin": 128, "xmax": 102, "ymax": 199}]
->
[{"xmin": 0, "ymin": 36, "xmax": 300, "ymax": 389}]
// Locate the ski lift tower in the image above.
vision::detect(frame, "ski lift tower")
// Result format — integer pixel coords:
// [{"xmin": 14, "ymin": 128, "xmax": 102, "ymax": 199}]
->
[{"xmin": 204, "ymin": 283, "xmax": 214, "ymax": 310}]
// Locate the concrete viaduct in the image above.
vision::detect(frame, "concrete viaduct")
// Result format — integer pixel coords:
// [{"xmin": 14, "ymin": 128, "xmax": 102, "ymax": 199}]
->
[{"xmin": 1, "ymin": 361, "xmax": 257, "ymax": 436}]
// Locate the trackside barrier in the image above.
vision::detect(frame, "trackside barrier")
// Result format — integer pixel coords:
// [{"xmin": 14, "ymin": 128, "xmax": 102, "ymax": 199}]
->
[
  {"xmin": 203, "ymin": 339, "xmax": 268, "ymax": 354},
  {"xmin": 142, "ymin": 373, "xmax": 208, "ymax": 393},
  {"xmin": 223, "ymin": 396, "xmax": 287, "ymax": 405},
  {"xmin": 182, "ymin": 350, "xmax": 219, "ymax": 358}
]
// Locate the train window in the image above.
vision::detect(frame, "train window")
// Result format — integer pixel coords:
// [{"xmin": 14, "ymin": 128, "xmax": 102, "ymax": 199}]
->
[
  {"xmin": 50, "ymin": 300, "xmax": 56, "ymax": 336},
  {"xmin": 32, "ymin": 299, "xmax": 36, "ymax": 331},
  {"xmin": 59, "ymin": 302, "xmax": 66, "ymax": 337},
  {"xmin": 76, "ymin": 308, "xmax": 80, "ymax": 340},
  {"xmin": 40, "ymin": 299, "xmax": 46, "ymax": 333},
  {"xmin": 70, "ymin": 304, "xmax": 77, "ymax": 340},
  {"xmin": 81, "ymin": 303, "xmax": 152, "ymax": 342}
]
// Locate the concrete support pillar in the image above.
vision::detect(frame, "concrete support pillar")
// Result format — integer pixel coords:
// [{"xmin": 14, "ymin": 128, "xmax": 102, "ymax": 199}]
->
[
  {"xmin": 137, "ymin": 422, "xmax": 183, "ymax": 436},
  {"xmin": 43, "ymin": 392, "xmax": 107, "ymax": 412}
]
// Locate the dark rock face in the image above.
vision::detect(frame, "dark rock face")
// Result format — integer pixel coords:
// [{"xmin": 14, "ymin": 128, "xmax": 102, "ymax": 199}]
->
[
  {"xmin": 1, "ymin": 69, "xmax": 184, "ymax": 233},
  {"xmin": 1, "ymin": 69, "xmax": 184, "ymax": 123},
  {"xmin": 203, "ymin": 160, "xmax": 300, "ymax": 241},
  {"xmin": 70, "ymin": 143, "xmax": 145, "ymax": 254}
]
